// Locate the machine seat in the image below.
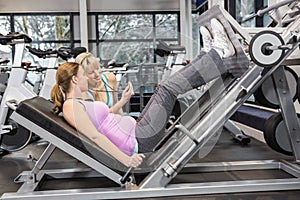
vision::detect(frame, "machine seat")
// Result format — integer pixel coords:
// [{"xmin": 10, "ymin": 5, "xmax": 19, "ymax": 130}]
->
[{"xmin": 15, "ymin": 96, "xmax": 179, "ymax": 173}]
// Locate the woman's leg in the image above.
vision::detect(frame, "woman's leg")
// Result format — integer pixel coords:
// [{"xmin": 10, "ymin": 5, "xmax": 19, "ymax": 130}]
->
[
  {"xmin": 136, "ymin": 49, "xmax": 227, "ymax": 153},
  {"xmin": 135, "ymin": 18, "xmax": 238, "ymax": 153}
]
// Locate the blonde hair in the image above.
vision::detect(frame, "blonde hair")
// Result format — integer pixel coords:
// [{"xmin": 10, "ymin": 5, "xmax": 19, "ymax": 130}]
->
[
  {"xmin": 75, "ymin": 52, "xmax": 100, "ymax": 72},
  {"xmin": 51, "ymin": 62, "xmax": 80, "ymax": 114}
]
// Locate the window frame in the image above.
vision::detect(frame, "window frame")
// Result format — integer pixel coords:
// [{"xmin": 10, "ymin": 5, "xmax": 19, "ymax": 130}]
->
[{"xmin": 1, "ymin": 11, "xmax": 181, "ymax": 64}]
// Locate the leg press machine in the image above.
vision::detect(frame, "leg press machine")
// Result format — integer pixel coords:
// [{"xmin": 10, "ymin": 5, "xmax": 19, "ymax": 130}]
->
[{"xmin": 2, "ymin": 5, "xmax": 300, "ymax": 199}]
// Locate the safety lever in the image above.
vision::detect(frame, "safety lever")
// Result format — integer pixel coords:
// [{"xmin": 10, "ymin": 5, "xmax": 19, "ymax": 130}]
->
[
  {"xmin": 175, "ymin": 124, "xmax": 199, "ymax": 145},
  {"xmin": 120, "ymin": 167, "xmax": 132, "ymax": 185}
]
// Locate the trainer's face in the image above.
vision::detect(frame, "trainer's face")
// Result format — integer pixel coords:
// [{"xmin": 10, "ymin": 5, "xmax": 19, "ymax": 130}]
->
[{"xmin": 85, "ymin": 63, "xmax": 102, "ymax": 88}]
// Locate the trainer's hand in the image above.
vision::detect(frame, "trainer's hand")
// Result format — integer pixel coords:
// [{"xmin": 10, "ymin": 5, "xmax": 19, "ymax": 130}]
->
[
  {"xmin": 126, "ymin": 153, "xmax": 145, "ymax": 168},
  {"xmin": 121, "ymin": 81, "xmax": 134, "ymax": 101}
]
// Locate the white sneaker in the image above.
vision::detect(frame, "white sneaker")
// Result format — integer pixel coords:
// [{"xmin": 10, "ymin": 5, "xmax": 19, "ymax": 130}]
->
[
  {"xmin": 200, "ymin": 26, "xmax": 213, "ymax": 53},
  {"xmin": 211, "ymin": 18, "xmax": 235, "ymax": 58}
]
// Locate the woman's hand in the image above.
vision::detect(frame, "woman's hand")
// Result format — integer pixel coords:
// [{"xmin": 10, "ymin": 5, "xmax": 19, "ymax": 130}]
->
[
  {"xmin": 125, "ymin": 153, "xmax": 145, "ymax": 168},
  {"xmin": 121, "ymin": 81, "xmax": 134, "ymax": 102}
]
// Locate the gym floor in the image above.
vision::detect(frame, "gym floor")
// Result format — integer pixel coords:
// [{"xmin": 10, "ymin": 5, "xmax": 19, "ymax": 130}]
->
[{"xmin": 1, "ymin": 129, "xmax": 300, "ymax": 200}]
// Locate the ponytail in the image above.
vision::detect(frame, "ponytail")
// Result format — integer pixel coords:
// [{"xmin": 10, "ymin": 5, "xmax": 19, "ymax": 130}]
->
[
  {"xmin": 51, "ymin": 83, "xmax": 64, "ymax": 114},
  {"xmin": 50, "ymin": 62, "xmax": 80, "ymax": 114}
]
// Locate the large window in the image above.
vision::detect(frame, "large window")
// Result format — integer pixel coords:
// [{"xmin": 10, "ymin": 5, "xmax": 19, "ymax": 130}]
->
[
  {"xmin": 14, "ymin": 14, "xmax": 71, "ymax": 50},
  {"xmin": 95, "ymin": 13, "xmax": 179, "ymax": 64},
  {"xmin": 231, "ymin": 0, "xmax": 271, "ymax": 27},
  {"xmin": 0, "ymin": 15, "xmax": 12, "ymax": 60},
  {"xmin": 155, "ymin": 14, "xmax": 178, "ymax": 39},
  {"xmin": 0, "ymin": 12, "xmax": 180, "ymax": 66},
  {"xmin": 97, "ymin": 14, "xmax": 154, "ymax": 64},
  {"xmin": 0, "ymin": 16, "xmax": 11, "ymax": 34},
  {"xmin": 0, "ymin": 13, "xmax": 73, "ymax": 65}
]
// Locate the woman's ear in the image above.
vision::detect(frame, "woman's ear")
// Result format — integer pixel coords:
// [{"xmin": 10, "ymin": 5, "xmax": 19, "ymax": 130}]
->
[{"xmin": 71, "ymin": 75, "xmax": 78, "ymax": 84}]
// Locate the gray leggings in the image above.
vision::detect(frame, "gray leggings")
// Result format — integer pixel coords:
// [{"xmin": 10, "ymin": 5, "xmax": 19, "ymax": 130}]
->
[{"xmin": 135, "ymin": 49, "xmax": 227, "ymax": 153}]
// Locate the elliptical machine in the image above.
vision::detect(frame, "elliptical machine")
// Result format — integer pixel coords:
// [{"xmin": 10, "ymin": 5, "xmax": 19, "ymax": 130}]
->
[
  {"xmin": 0, "ymin": 33, "xmax": 34, "ymax": 152},
  {"xmin": 25, "ymin": 46, "xmax": 73, "ymax": 100}
]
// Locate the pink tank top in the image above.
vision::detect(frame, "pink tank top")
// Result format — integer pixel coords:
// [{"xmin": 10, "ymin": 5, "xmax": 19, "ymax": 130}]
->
[{"xmin": 78, "ymin": 100, "xmax": 137, "ymax": 155}]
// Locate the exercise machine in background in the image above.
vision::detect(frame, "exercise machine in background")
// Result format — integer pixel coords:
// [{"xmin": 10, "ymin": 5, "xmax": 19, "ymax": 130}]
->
[
  {"xmin": 0, "ymin": 33, "xmax": 33, "ymax": 153},
  {"xmin": 0, "ymin": 36, "xmax": 71, "ymax": 153}
]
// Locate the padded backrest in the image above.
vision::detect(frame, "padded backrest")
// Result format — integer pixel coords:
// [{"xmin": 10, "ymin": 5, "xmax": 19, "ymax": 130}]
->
[
  {"xmin": 15, "ymin": 96, "xmax": 180, "ymax": 173},
  {"xmin": 16, "ymin": 96, "xmax": 129, "ymax": 172}
]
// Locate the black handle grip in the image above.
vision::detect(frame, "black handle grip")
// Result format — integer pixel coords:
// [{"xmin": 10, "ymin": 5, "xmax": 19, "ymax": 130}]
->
[{"xmin": 120, "ymin": 167, "xmax": 132, "ymax": 184}]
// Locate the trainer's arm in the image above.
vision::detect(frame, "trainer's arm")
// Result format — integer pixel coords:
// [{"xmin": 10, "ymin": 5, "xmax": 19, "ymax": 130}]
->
[{"xmin": 107, "ymin": 73, "xmax": 124, "ymax": 115}]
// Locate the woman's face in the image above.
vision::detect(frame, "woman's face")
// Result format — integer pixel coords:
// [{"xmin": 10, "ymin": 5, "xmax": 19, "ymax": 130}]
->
[
  {"xmin": 77, "ymin": 65, "xmax": 89, "ymax": 92},
  {"xmin": 85, "ymin": 63, "xmax": 102, "ymax": 88}
]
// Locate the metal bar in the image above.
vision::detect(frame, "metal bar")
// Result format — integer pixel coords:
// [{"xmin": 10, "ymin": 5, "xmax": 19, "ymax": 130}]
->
[
  {"xmin": 175, "ymin": 124, "xmax": 198, "ymax": 144},
  {"xmin": 2, "ymin": 178, "xmax": 300, "ymax": 200},
  {"xmin": 182, "ymin": 160, "xmax": 281, "ymax": 173},
  {"xmin": 3, "ymin": 159, "xmax": 300, "ymax": 199},
  {"xmin": 32, "ymin": 144, "xmax": 56, "ymax": 176},
  {"xmin": 15, "ymin": 175, "xmax": 41, "ymax": 194},
  {"xmin": 12, "ymin": 43, "xmax": 25, "ymax": 67},
  {"xmin": 257, "ymin": 0, "xmax": 296, "ymax": 17},
  {"xmin": 280, "ymin": 159, "xmax": 300, "ymax": 177},
  {"xmin": 79, "ymin": 0, "xmax": 88, "ymax": 50},
  {"xmin": 34, "ymin": 168, "xmax": 104, "ymax": 180},
  {"xmin": 14, "ymin": 144, "xmax": 57, "ymax": 192}
]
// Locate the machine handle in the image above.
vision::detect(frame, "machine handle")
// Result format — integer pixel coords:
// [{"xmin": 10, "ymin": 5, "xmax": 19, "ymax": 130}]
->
[{"xmin": 120, "ymin": 167, "xmax": 132, "ymax": 185}]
